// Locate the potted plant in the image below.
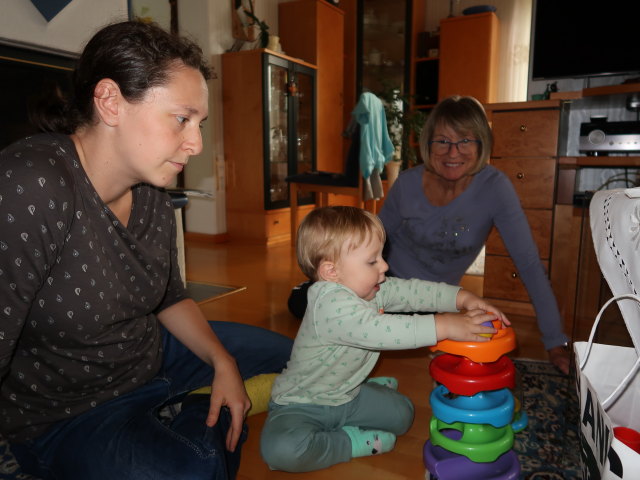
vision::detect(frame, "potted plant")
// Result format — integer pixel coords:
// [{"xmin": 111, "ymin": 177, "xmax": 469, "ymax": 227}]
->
[{"xmin": 377, "ymin": 80, "xmax": 427, "ymax": 184}]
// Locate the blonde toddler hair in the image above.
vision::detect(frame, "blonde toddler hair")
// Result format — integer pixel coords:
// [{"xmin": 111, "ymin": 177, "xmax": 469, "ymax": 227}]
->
[{"xmin": 296, "ymin": 206, "xmax": 385, "ymax": 281}]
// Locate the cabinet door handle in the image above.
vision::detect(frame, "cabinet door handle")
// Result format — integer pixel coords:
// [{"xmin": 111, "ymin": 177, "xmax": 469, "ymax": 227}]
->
[
  {"xmin": 519, "ymin": 124, "xmax": 527, "ymax": 132},
  {"xmin": 511, "ymin": 272, "xmax": 518, "ymax": 278},
  {"xmin": 516, "ymin": 172, "xmax": 524, "ymax": 180}
]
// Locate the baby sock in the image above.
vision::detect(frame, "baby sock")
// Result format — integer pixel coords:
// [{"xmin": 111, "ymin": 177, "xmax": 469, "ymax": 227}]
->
[
  {"xmin": 342, "ymin": 426, "xmax": 396, "ymax": 457},
  {"xmin": 366, "ymin": 376, "xmax": 398, "ymax": 390}
]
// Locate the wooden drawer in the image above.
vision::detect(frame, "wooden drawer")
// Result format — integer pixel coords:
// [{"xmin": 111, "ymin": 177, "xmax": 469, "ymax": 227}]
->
[
  {"xmin": 265, "ymin": 209, "xmax": 290, "ymax": 239},
  {"xmin": 486, "ymin": 208, "xmax": 552, "ymax": 259},
  {"xmin": 491, "ymin": 109, "xmax": 559, "ymax": 157},
  {"xmin": 483, "ymin": 254, "xmax": 549, "ymax": 303},
  {"xmin": 490, "ymin": 157, "xmax": 556, "ymax": 209}
]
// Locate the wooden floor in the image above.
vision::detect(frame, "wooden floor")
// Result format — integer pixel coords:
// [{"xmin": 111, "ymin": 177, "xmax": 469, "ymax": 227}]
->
[{"xmin": 185, "ymin": 239, "xmax": 550, "ymax": 480}]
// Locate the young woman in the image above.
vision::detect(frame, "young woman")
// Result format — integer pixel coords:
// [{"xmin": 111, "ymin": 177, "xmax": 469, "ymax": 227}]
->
[{"xmin": 0, "ymin": 20, "xmax": 292, "ymax": 479}]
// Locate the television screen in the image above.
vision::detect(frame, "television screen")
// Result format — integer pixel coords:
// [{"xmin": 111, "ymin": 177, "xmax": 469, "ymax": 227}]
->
[
  {"xmin": 531, "ymin": 1, "xmax": 640, "ymax": 80},
  {"xmin": 0, "ymin": 44, "xmax": 75, "ymax": 150}
]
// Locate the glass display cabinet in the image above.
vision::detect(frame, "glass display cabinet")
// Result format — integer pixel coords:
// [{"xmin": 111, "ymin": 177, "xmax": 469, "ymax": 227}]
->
[
  {"xmin": 222, "ymin": 49, "xmax": 317, "ymax": 244},
  {"xmin": 357, "ymin": 0, "xmax": 411, "ymax": 98},
  {"xmin": 264, "ymin": 54, "xmax": 316, "ymax": 209}
]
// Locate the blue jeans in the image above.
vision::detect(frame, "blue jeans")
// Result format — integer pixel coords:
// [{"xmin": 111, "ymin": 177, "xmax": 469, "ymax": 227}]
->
[{"xmin": 11, "ymin": 321, "xmax": 293, "ymax": 480}]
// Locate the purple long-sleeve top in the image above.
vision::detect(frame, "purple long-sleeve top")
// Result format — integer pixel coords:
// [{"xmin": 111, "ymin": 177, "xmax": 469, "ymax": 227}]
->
[{"xmin": 378, "ymin": 165, "xmax": 568, "ymax": 350}]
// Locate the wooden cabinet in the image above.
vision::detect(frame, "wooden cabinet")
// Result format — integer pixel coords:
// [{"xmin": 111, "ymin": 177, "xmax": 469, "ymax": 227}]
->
[
  {"xmin": 222, "ymin": 49, "xmax": 316, "ymax": 245},
  {"xmin": 279, "ymin": 0, "xmax": 344, "ymax": 172},
  {"xmin": 438, "ymin": 12, "xmax": 499, "ymax": 103},
  {"xmin": 486, "ymin": 86, "xmax": 640, "ymax": 343},
  {"xmin": 483, "ymin": 102, "xmax": 562, "ymax": 319}
]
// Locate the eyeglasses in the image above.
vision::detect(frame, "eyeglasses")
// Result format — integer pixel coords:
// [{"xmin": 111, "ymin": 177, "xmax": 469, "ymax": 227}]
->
[{"xmin": 429, "ymin": 139, "xmax": 481, "ymax": 155}]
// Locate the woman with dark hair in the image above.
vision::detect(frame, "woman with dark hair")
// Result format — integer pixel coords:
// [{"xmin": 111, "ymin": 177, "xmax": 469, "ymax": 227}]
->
[
  {"xmin": 0, "ymin": 20, "xmax": 292, "ymax": 479},
  {"xmin": 378, "ymin": 95, "xmax": 570, "ymax": 373}
]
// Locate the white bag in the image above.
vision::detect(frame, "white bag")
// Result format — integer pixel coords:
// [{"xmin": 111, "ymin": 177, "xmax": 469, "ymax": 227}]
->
[
  {"xmin": 574, "ymin": 294, "xmax": 640, "ymax": 479},
  {"xmin": 574, "ymin": 187, "xmax": 640, "ymax": 478}
]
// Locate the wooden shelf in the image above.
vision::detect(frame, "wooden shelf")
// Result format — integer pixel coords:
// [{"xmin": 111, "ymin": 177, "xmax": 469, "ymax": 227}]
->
[
  {"xmin": 583, "ymin": 82, "xmax": 640, "ymax": 98},
  {"xmin": 559, "ymin": 156, "xmax": 640, "ymax": 167},
  {"xmin": 549, "ymin": 82, "xmax": 640, "ymax": 101}
]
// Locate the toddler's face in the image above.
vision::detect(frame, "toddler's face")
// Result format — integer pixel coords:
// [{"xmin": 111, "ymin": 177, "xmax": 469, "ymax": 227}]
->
[{"xmin": 335, "ymin": 234, "xmax": 388, "ymax": 301}]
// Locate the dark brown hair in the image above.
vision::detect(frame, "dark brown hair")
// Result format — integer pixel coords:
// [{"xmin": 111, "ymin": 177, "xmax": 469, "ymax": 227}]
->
[{"xmin": 32, "ymin": 20, "xmax": 211, "ymax": 134}]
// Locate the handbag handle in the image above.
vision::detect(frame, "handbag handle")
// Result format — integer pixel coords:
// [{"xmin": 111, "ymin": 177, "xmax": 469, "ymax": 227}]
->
[{"xmin": 579, "ymin": 293, "xmax": 640, "ymax": 409}]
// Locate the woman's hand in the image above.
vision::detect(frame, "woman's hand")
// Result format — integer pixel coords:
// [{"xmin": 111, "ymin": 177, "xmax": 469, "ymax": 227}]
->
[
  {"xmin": 435, "ymin": 309, "xmax": 499, "ymax": 342},
  {"xmin": 548, "ymin": 345, "xmax": 570, "ymax": 375},
  {"xmin": 157, "ymin": 299, "xmax": 251, "ymax": 452},
  {"xmin": 206, "ymin": 354, "xmax": 251, "ymax": 452},
  {"xmin": 455, "ymin": 289, "xmax": 510, "ymax": 326}
]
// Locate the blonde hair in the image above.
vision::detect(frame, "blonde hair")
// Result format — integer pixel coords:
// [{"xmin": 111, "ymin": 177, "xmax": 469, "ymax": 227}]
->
[
  {"xmin": 419, "ymin": 95, "xmax": 493, "ymax": 175},
  {"xmin": 296, "ymin": 206, "xmax": 386, "ymax": 281}
]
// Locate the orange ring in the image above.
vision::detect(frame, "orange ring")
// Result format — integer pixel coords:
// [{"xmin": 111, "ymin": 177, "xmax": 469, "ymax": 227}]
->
[{"xmin": 430, "ymin": 321, "xmax": 516, "ymax": 363}]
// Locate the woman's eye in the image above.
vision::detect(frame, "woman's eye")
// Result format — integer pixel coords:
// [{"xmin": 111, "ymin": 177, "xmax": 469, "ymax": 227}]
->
[{"xmin": 177, "ymin": 116, "xmax": 188, "ymax": 125}]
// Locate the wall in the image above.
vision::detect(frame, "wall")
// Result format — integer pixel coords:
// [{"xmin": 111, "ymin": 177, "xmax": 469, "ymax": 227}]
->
[
  {"xmin": 177, "ymin": 0, "xmax": 284, "ymax": 235},
  {"xmin": 0, "ymin": 0, "xmax": 128, "ymax": 55}
]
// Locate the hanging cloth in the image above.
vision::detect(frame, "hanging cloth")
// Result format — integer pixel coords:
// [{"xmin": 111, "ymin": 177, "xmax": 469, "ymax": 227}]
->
[{"xmin": 351, "ymin": 92, "xmax": 394, "ymax": 180}]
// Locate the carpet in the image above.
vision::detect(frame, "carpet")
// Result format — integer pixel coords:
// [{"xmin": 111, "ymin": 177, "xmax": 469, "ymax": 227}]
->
[{"xmin": 513, "ymin": 358, "xmax": 580, "ymax": 479}]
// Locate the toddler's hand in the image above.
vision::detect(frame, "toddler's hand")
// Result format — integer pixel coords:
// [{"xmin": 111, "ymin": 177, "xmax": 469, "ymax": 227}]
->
[
  {"xmin": 435, "ymin": 309, "xmax": 500, "ymax": 342},
  {"xmin": 456, "ymin": 290, "xmax": 510, "ymax": 326}
]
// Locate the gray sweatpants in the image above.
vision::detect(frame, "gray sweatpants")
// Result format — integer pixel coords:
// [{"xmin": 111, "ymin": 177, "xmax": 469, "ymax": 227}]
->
[{"xmin": 260, "ymin": 382, "xmax": 414, "ymax": 472}]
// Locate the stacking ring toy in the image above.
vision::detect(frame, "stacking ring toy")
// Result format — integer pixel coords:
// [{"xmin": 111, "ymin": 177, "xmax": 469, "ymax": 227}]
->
[
  {"xmin": 510, "ymin": 397, "xmax": 528, "ymax": 433},
  {"xmin": 430, "ymin": 321, "xmax": 516, "ymax": 363},
  {"xmin": 423, "ymin": 437, "xmax": 520, "ymax": 480},
  {"xmin": 430, "ymin": 353, "xmax": 515, "ymax": 396},
  {"xmin": 429, "ymin": 417, "xmax": 514, "ymax": 463},
  {"xmin": 430, "ymin": 385, "xmax": 515, "ymax": 428}
]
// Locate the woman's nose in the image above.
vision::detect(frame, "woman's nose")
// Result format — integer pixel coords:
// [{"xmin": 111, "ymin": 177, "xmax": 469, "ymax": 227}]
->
[{"xmin": 184, "ymin": 127, "xmax": 203, "ymax": 156}]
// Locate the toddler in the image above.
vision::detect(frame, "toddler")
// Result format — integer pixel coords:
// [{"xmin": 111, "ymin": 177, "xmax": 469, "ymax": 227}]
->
[{"xmin": 260, "ymin": 206, "xmax": 508, "ymax": 472}]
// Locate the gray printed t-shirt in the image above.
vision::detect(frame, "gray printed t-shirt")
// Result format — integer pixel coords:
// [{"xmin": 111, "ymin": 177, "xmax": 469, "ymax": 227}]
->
[
  {"xmin": 270, "ymin": 277, "xmax": 459, "ymax": 407},
  {"xmin": 0, "ymin": 133, "xmax": 187, "ymax": 441}
]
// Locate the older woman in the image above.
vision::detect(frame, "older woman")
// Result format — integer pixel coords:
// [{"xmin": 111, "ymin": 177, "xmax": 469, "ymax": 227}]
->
[{"xmin": 378, "ymin": 95, "xmax": 570, "ymax": 374}]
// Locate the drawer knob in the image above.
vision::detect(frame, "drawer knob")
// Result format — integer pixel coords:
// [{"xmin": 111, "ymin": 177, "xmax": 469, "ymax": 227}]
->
[
  {"xmin": 519, "ymin": 124, "xmax": 527, "ymax": 132},
  {"xmin": 274, "ymin": 220, "xmax": 280, "ymax": 225},
  {"xmin": 511, "ymin": 272, "xmax": 518, "ymax": 279},
  {"xmin": 516, "ymin": 172, "xmax": 524, "ymax": 180}
]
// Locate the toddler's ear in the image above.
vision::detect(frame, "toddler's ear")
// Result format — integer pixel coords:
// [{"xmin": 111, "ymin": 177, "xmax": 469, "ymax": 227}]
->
[{"xmin": 317, "ymin": 260, "xmax": 338, "ymax": 282}]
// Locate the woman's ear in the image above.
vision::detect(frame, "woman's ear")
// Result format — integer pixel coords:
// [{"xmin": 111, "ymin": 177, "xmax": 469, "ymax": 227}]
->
[
  {"xmin": 317, "ymin": 260, "xmax": 339, "ymax": 282},
  {"xmin": 93, "ymin": 79, "xmax": 121, "ymax": 127}
]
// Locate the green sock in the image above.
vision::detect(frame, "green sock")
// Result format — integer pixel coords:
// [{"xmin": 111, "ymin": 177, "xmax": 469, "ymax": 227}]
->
[
  {"xmin": 342, "ymin": 426, "xmax": 396, "ymax": 457},
  {"xmin": 366, "ymin": 376, "xmax": 398, "ymax": 390}
]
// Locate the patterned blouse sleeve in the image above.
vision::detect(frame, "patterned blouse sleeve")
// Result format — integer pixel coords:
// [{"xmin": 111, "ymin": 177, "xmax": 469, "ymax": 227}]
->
[{"xmin": 0, "ymin": 142, "xmax": 75, "ymax": 378}]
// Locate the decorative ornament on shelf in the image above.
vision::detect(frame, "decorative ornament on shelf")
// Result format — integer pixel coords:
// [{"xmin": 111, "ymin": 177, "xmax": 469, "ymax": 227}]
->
[
  {"xmin": 230, "ymin": 0, "xmax": 270, "ymax": 51},
  {"xmin": 243, "ymin": 9, "xmax": 270, "ymax": 49},
  {"xmin": 378, "ymin": 79, "xmax": 427, "ymax": 172}
]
